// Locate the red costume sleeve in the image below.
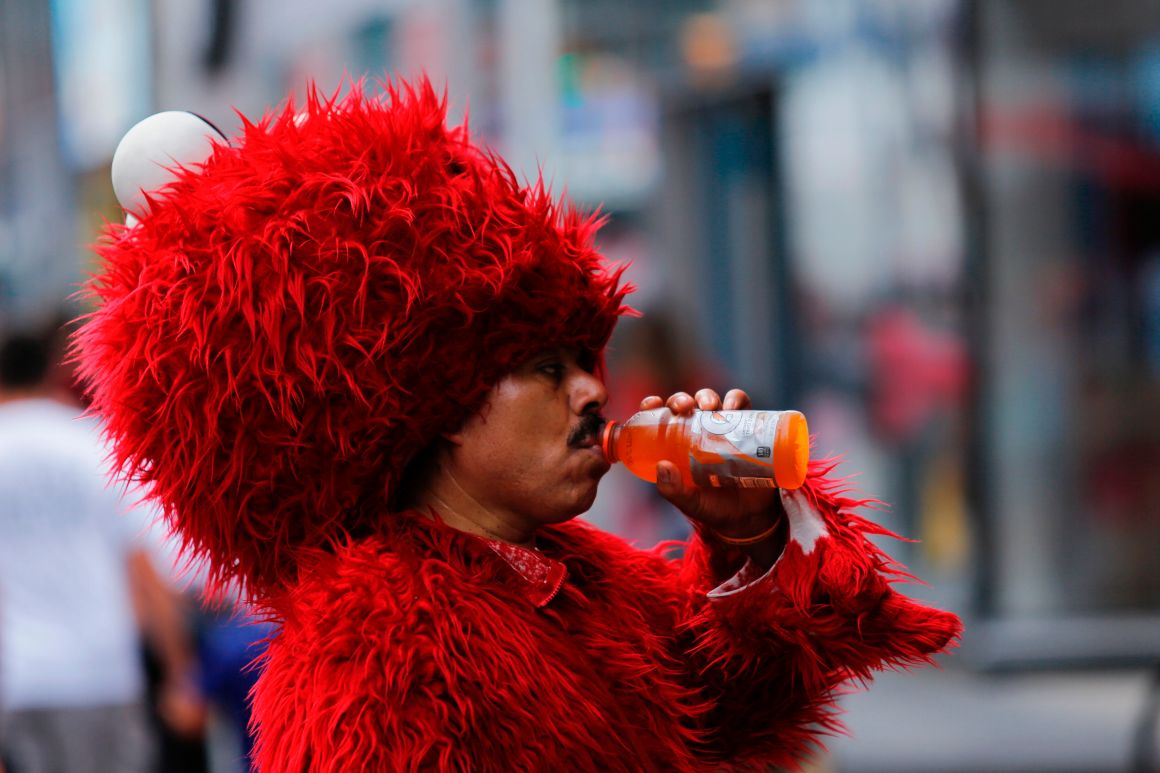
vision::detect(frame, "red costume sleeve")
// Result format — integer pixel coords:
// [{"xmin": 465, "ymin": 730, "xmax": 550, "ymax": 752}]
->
[{"xmin": 668, "ymin": 462, "xmax": 962, "ymax": 766}]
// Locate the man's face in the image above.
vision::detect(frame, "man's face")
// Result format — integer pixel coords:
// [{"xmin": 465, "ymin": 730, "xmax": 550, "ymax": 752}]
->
[{"xmin": 445, "ymin": 348, "xmax": 610, "ymax": 526}]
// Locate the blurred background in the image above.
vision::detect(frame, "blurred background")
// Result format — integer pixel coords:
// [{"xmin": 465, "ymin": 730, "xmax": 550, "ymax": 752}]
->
[{"xmin": 2, "ymin": 0, "xmax": 1160, "ymax": 770}]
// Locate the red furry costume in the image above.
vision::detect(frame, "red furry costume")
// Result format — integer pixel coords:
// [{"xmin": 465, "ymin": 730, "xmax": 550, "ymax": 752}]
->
[{"xmin": 77, "ymin": 80, "xmax": 961, "ymax": 771}]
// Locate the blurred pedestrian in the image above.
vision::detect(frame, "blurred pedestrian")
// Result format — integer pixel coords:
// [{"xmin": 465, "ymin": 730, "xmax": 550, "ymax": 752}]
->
[
  {"xmin": 0, "ymin": 327, "xmax": 201, "ymax": 773},
  {"xmin": 194, "ymin": 605, "xmax": 272, "ymax": 772}
]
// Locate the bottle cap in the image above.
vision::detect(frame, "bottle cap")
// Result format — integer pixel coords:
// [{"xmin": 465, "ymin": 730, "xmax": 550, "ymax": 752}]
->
[
  {"xmin": 773, "ymin": 410, "xmax": 809, "ymax": 490},
  {"xmin": 600, "ymin": 421, "xmax": 618, "ymax": 464}
]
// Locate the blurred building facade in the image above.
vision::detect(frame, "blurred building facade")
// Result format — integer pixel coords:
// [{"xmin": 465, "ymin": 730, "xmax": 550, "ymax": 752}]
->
[{"xmin": 3, "ymin": 0, "xmax": 1159, "ymax": 681}]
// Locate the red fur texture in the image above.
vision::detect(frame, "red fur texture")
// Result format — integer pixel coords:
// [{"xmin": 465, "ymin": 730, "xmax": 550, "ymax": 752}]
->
[
  {"xmin": 253, "ymin": 461, "xmax": 960, "ymax": 772},
  {"xmin": 76, "ymin": 79, "xmax": 630, "ymax": 596}
]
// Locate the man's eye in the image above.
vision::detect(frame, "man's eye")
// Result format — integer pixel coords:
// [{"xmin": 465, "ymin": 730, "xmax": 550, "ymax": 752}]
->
[{"xmin": 539, "ymin": 363, "xmax": 565, "ymax": 379}]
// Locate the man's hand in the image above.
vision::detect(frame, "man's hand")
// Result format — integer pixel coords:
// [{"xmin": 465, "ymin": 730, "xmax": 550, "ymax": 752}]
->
[{"xmin": 641, "ymin": 388, "xmax": 786, "ymax": 567}]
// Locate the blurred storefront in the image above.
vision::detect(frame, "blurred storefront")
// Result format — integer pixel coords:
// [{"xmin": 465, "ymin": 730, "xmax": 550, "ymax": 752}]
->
[
  {"xmin": 968, "ymin": 0, "xmax": 1160, "ymax": 666},
  {"xmin": 0, "ymin": 1, "xmax": 78, "ymax": 322}
]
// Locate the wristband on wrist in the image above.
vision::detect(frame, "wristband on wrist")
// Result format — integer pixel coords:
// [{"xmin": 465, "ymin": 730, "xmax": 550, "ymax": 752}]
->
[{"xmin": 712, "ymin": 517, "xmax": 781, "ymax": 546}]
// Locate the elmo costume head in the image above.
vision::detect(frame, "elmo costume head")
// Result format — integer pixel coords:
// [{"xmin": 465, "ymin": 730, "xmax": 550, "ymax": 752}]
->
[{"xmin": 77, "ymin": 78, "xmax": 631, "ymax": 597}]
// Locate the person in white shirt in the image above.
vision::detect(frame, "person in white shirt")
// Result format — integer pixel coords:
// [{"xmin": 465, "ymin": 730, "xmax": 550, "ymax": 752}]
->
[{"xmin": 0, "ymin": 329, "xmax": 201, "ymax": 773}]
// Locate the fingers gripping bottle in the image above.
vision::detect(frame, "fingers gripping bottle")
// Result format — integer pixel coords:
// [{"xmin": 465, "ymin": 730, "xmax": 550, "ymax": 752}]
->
[{"xmin": 601, "ymin": 409, "xmax": 809, "ymax": 490}]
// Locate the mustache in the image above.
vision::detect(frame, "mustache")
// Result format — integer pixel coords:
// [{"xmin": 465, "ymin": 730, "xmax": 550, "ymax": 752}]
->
[{"xmin": 568, "ymin": 413, "xmax": 607, "ymax": 448}]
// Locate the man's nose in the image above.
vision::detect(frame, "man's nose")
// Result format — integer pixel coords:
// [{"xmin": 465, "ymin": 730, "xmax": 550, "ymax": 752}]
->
[{"xmin": 572, "ymin": 369, "xmax": 608, "ymax": 415}]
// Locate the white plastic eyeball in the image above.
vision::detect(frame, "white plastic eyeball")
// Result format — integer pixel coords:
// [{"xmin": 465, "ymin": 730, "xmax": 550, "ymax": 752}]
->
[{"xmin": 111, "ymin": 111, "xmax": 226, "ymax": 219}]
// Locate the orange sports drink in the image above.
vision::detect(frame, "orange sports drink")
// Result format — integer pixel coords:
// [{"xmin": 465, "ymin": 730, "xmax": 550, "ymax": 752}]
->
[{"xmin": 601, "ymin": 409, "xmax": 809, "ymax": 490}]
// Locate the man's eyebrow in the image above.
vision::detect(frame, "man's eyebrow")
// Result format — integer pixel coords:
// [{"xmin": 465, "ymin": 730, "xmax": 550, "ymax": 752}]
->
[{"xmin": 575, "ymin": 349, "xmax": 598, "ymax": 370}]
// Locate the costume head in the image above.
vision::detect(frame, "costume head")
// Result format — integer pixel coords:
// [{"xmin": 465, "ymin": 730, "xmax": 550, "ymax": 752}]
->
[{"xmin": 77, "ymin": 78, "xmax": 631, "ymax": 597}]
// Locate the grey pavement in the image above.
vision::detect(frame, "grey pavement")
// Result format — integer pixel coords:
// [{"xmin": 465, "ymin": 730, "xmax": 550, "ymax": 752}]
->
[{"xmin": 825, "ymin": 664, "xmax": 1157, "ymax": 772}]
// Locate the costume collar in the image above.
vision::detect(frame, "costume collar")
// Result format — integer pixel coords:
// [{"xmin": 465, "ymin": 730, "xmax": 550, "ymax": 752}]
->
[
  {"xmin": 406, "ymin": 509, "xmax": 570, "ymax": 608},
  {"xmin": 485, "ymin": 538, "xmax": 569, "ymax": 608}
]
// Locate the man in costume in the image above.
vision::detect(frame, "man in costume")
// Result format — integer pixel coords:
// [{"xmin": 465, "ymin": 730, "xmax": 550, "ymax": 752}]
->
[{"xmin": 77, "ymin": 78, "xmax": 960, "ymax": 771}]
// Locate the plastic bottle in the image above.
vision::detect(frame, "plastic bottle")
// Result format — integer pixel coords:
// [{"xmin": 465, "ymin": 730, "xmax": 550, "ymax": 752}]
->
[{"xmin": 601, "ymin": 408, "xmax": 809, "ymax": 490}]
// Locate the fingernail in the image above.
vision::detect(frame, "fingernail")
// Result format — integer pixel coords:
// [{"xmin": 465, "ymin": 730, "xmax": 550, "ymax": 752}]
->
[{"xmin": 657, "ymin": 466, "xmax": 672, "ymax": 484}]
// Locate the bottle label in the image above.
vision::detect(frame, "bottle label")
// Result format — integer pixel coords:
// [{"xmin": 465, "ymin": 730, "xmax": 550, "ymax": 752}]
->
[{"xmin": 689, "ymin": 410, "xmax": 778, "ymax": 489}]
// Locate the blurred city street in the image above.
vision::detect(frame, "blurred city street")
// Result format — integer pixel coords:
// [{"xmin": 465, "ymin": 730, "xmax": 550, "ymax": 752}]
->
[{"xmin": 3, "ymin": 0, "xmax": 1160, "ymax": 770}]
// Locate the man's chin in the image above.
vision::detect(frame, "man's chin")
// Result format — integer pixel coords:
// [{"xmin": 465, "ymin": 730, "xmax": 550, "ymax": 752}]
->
[
  {"xmin": 551, "ymin": 479, "xmax": 602, "ymax": 524},
  {"xmin": 577, "ymin": 476, "xmax": 604, "ymax": 512}
]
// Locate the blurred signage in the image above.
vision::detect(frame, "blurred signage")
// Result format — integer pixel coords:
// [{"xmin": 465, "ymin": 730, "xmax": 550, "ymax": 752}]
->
[
  {"xmin": 51, "ymin": 0, "xmax": 153, "ymax": 170},
  {"xmin": 556, "ymin": 51, "xmax": 660, "ymax": 210}
]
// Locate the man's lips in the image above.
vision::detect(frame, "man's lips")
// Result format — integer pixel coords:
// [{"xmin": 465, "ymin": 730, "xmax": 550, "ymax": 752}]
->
[{"xmin": 568, "ymin": 415, "xmax": 607, "ymax": 450}]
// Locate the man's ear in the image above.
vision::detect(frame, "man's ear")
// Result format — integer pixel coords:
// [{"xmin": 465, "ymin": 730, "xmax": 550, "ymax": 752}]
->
[{"xmin": 442, "ymin": 429, "xmax": 465, "ymax": 447}]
